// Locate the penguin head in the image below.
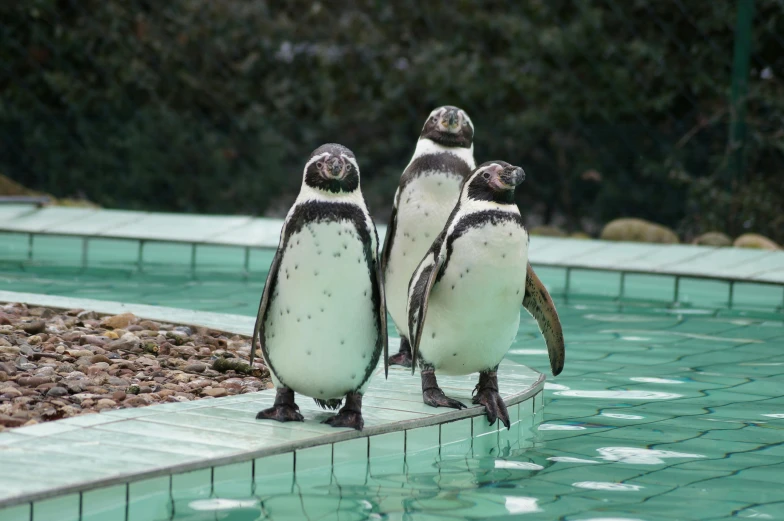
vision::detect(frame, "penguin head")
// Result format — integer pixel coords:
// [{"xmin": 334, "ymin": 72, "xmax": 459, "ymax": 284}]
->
[
  {"xmin": 303, "ymin": 143, "xmax": 360, "ymax": 194},
  {"xmin": 420, "ymin": 106, "xmax": 474, "ymax": 148},
  {"xmin": 465, "ymin": 161, "xmax": 525, "ymax": 204}
]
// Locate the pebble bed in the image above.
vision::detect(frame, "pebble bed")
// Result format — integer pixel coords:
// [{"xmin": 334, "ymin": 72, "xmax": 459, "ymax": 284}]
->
[{"xmin": 0, "ymin": 302, "xmax": 271, "ymax": 431}]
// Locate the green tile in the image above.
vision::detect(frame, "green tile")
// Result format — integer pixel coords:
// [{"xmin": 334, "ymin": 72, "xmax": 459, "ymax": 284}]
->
[
  {"xmin": 31, "ymin": 494, "xmax": 79, "ymax": 521},
  {"xmin": 332, "ymin": 437, "xmax": 368, "ymax": 466},
  {"xmin": 128, "ymin": 476, "xmax": 170, "ymax": 521},
  {"xmin": 295, "ymin": 444, "xmax": 332, "ymax": 473},
  {"xmin": 81, "ymin": 484, "xmax": 127, "ymax": 521},
  {"xmin": 254, "ymin": 452, "xmax": 293, "ymax": 478},
  {"xmin": 253, "ymin": 467, "xmax": 294, "ymax": 497},
  {"xmin": 213, "ymin": 461, "xmax": 253, "ymax": 498},
  {"xmin": 406, "ymin": 425, "xmax": 439, "ymax": 454},
  {"xmin": 0, "ymin": 503, "xmax": 31, "ymax": 521},
  {"xmin": 369, "ymin": 431, "xmax": 404, "ymax": 459},
  {"xmin": 171, "ymin": 468, "xmax": 212, "ymax": 500},
  {"xmin": 440, "ymin": 418, "xmax": 472, "ymax": 447}
]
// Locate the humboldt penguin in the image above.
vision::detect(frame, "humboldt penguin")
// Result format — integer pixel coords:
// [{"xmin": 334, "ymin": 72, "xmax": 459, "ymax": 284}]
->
[
  {"xmin": 381, "ymin": 105, "xmax": 476, "ymax": 367},
  {"xmin": 406, "ymin": 161, "xmax": 565, "ymax": 428},
  {"xmin": 250, "ymin": 143, "xmax": 388, "ymax": 431}
]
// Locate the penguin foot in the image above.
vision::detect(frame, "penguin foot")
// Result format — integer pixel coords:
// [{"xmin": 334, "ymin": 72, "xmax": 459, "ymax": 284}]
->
[
  {"xmin": 421, "ymin": 368, "xmax": 466, "ymax": 410},
  {"xmin": 388, "ymin": 337, "xmax": 413, "ymax": 367},
  {"xmin": 388, "ymin": 350, "xmax": 413, "ymax": 367},
  {"xmin": 423, "ymin": 387, "xmax": 467, "ymax": 410},
  {"xmin": 323, "ymin": 410, "xmax": 364, "ymax": 431},
  {"xmin": 322, "ymin": 392, "xmax": 364, "ymax": 430},
  {"xmin": 256, "ymin": 386, "xmax": 303, "ymax": 423},
  {"xmin": 472, "ymin": 370, "xmax": 510, "ymax": 429},
  {"xmin": 255, "ymin": 404, "xmax": 304, "ymax": 423}
]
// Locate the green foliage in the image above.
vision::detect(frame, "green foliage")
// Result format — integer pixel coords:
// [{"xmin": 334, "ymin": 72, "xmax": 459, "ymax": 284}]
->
[{"xmin": 1, "ymin": 0, "xmax": 782, "ymax": 241}]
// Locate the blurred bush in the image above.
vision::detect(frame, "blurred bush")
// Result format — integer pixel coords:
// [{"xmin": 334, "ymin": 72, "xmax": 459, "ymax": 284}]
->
[{"xmin": 1, "ymin": 0, "xmax": 782, "ymax": 241}]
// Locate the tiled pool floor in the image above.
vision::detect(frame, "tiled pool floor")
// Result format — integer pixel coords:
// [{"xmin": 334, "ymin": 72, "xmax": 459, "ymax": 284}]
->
[{"xmin": 1, "ymin": 233, "xmax": 783, "ymax": 520}]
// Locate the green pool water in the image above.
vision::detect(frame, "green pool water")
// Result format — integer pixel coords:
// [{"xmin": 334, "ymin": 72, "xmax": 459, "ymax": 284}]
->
[{"xmin": 1, "ymin": 235, "xmax": 783, "ymax": 520}]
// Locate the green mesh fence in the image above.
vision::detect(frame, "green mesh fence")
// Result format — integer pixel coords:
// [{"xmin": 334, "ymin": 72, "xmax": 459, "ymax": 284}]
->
[{"xmin": 1, "ymin": 1, "xmax": 783, "ymax": 241}]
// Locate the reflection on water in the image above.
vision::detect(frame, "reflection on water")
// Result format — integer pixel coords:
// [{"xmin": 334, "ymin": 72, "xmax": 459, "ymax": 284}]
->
[{"xmin": 162, "ymin": 297, "xmax": 783, "ymax": 520}]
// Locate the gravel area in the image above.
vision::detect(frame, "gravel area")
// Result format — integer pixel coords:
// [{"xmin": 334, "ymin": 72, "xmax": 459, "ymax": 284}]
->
[{"xmin": 0, "ymin": 302, "xmax": 270, "ymax": 431}]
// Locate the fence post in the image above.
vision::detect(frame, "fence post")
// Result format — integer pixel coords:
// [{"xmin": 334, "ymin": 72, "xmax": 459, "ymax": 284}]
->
[{"xmin": 728, "ymin": 0, "xmax": 755, "ymax": 182}]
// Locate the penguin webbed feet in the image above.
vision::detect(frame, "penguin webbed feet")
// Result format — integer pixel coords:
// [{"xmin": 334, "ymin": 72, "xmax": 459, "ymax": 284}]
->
[
  {"xmin": 421, "ymin": 369, "xmax": 467, "ymax": 410},
  {"xmin": 472, "ymin": 370, "xmax": 510, "ymax": 429},
  {"xmin": 322, "ymin": 392, "xmax": 364, "ymax": 431},
  {"xmin": 388, "ymin": 337, "xmax": 413, "ymax": 368},
  {"xmin": 256, "ymin": 386, "xmax": 304, "ymax": 423}
]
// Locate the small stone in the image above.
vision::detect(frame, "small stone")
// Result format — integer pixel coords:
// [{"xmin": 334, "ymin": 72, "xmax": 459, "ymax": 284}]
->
[
  {"xmin": 203, "ymin": 387, "xmax": 228, "ymax": 398},
  {"xmin": 184, "ymin": 362, "xmax": 207, "ymax": 373},
  {"xmin": 89, "ymin": 354, "xmax": 112, "ymax": 364},
  {"xmin": 0, "ymin": 387, "xmax": 22, "ymax": 398},
  {"xmin": 95, "ymin": 398, "xmax": 116, "ymax": 408},
  {"xmin": 111, "ymin": 390, "xmax": 126, "ymax": 402},
  {"xmin": 17, "ymin": 376, "xmax": 51, "ymax": 387},
  {"xmin": 20, "ymin": 320, "xmax": 46, "ymax": 335},
  {"xmin": 81, "ymin": 335, "xmax": 108, "ymax": 347},
  {"xmin": 87, "ymin": 363, "xmax": 110, "ymax": 376},
  {"xmin": 101, "ymin": 313, "xmax": 137, "ymax": 330},
  {"xmin": 46, "ymin": 386, "xmax": 69, "ymax": 398},
  {"xmin": 28, "ymin": 335, "xmax": 42, "ymax": 346},
  {"xmin": 104, "ymin": 331, "xmax": 119, "ymax": 340}
]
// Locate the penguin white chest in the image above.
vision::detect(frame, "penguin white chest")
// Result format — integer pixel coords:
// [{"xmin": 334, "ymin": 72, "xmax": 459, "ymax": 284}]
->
[
  {"xmin": 264, "ymin": 220, "xmax": 378, "ymax": 399},
  {"xmin": 385, "ymin": 173, "xmax": 463, "ymax": 337},
  {"xmin": 419, "ymin": 220, "xmax": 528, "ymax": 375}
]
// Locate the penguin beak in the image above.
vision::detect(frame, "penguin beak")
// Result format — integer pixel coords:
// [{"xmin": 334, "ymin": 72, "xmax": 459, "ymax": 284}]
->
[
  {"xmin": 326, "ymin": 157, "xmax": 345, "ymax": 179},
  {"xmin": 494, "ymin": 166, "xmax": 525, "ymax": 190},
  {"xmin": 440, "ymin": 109, "xmax": 460, "ymax": 133}
]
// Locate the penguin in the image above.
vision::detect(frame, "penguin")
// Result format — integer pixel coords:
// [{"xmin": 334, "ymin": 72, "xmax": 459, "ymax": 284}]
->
[
  {"xmin": 406, "ymin": 161, "xmax": 565, "ymax": 428},
  {"xmin": 381, "ymin": 106, "xmax": 476, "ymax": 368},
  {"xmin": 249, "ymin": 144, "xmax": 388, "ymax": 431}
]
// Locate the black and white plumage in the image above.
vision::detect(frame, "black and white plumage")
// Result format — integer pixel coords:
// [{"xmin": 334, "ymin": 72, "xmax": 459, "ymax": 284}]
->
[
  {"xmin": 250, "ymin": 143, "xmax": 388, "ymax": 431},
  {"xmin": 381, "ymin": 106, "xmax": 476, "ymax": 368},
  {"xmin": 406, "ymin": 161, "xmax": 565, "ymax": 428}
]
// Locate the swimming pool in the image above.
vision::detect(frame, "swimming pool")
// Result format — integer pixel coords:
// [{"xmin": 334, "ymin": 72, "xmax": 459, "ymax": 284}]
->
[{"xmin": 1, "ymin": 235, "xmax": 783, "ymax": 520}]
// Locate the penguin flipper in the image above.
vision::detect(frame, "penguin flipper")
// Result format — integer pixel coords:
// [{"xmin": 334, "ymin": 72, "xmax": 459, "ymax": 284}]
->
[
  {"xmin": 374, "ymin": 251, "xmax": 389, "ymax": 379},
  {"xmin": 407, "ymin": 251, "xmax": 444, "ymax": 376},
  {"xmin": 379, "ymin": 188, "xmax": 399, "ymax": 274},
  {"xmin": 522, "ymin": 263, "xmax": 565, "ymax": 376},
  {"xmin": 250, "ymin": 249, "xmax": 282, "ymax": 368}
]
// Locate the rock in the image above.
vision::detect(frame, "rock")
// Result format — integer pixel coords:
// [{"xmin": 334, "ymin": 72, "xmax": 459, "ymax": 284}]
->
[
  {"xmin": 570, "ymin": 232, "xmax": 591, "ymax": 240},
  {"xmin": 184, "ymin": 362, "xmax": 207, "ymax": 373},
  {"xmin": 0, "ymin": 372, "xmax": 7, "ymax": 382},
  {"xmin": 733, "ymin": 233, "xmax": 780, "ymax": 250},
  {"xmin": 0, "ymin": 414, "xmax": 26, "ymax": 427},
  {"xmin": 87, "ymin": 363, "xmax": 110, "ymax": 376},
  {"xmin": 95, "ymin": 399, "xmax": 116, "ymax": 408},
  {"xmin": 107, "ymin": 333, "xmax": 141, "ymax": 352},
  {"xmin": 101, "ymin": 313, "xmax": 137, "ymax": 330},
  {"xmin": 174, "ymin": 326, "xmax": 193, "ymax": 335},
  {"xmin": 17, "ymin": 376, "xmax": 51, "ymax": 387},
  {"xmin": 46, "ymin": 386, "xmax": 69, "ymax": 398},
  {"xmin": 203, "ymin": 387, "xmax": 228, "ymax": 398},
  {"xmin": 77, "ymin": 310, "xmax": 98, "ymax": 320},
  {"xmin": 35, "ymin": 366, "xmax": 55, "ymax": 377},
  {"xmin": 104, "ymin": 331, "xmax": 119, "ymax": 340},
  {"xmin": 67, "ymin": 349, "xmax": 94, "ymax": 358},
  {"xmin": 111, "ymin": 391, "xmax": 126, "ymax": 402},
  {"xmin": 0, "ymin": 346, "xmax": 20, "ymax": 355},
  {"xmin": 81, "ymin": 335, "xmax": 108, "ymax": 347},
  {"xmin": 529, "ymin": 225, "xmax": 567, "ymax": 237},
  {"xmin": 20, "ymin": 320, "xmax": 46, "ymax": 334},
  {"xmin": 600, "ymin": 218, "xmax": 679, "ymax": 244},
  {"xmin": 0, "ymin": 362, "xmax": 16, "ymax": 376},
  {"xmin": 89, "ymin": 354, "xmax": 112, "ymax": 364},
  {"xmin": 28, "ymin": 335, "xmax": 42, "ymax": 346},
  {"xmin": 692, "ymin": 231, "xmax": 733, "ymax": 247},
  {"xmin": 126, "ymin": 385, "xmax": 141, "ymax": 395},
  {"xmin": 1, "ymin": 387, "xmax": 23, "ymax": 398}
]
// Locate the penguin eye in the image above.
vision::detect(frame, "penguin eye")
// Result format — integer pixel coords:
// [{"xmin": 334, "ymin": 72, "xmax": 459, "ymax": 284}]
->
[
  {"xmin": 317, "ymin": 162, "xmax": 324, "ymax": 169},
  {"xmin": 482, "ymin": 172, "xmax": 490, "ymax": 180}
]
